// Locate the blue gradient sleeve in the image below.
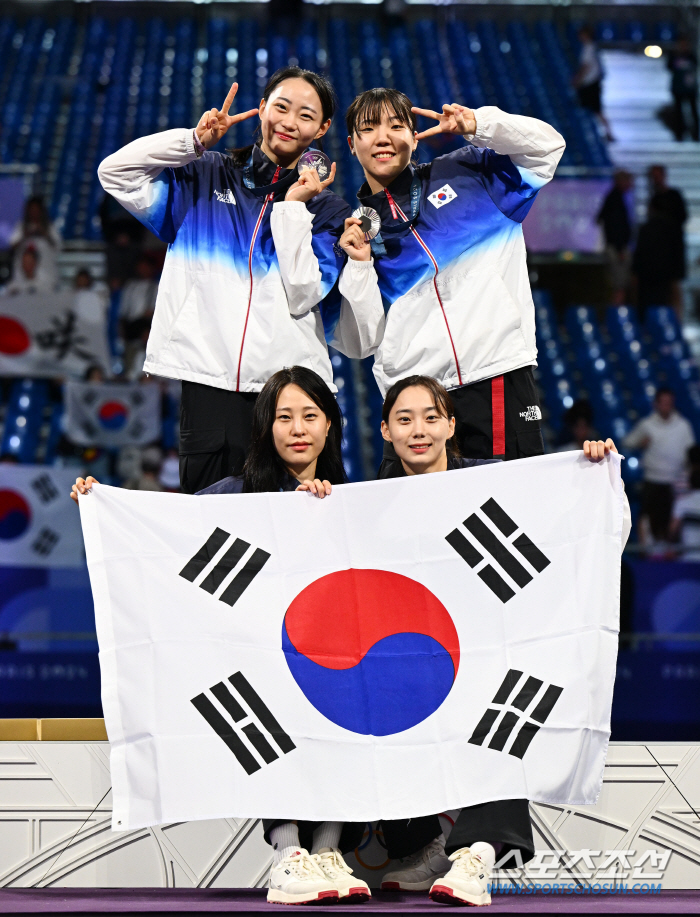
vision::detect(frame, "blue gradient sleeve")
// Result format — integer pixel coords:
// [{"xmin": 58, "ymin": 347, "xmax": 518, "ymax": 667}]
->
[
  {"xmin": 445, "ymin": 146, "xmax": 543, "ymax": 224},
  {"xmin": 139, "ymin": 163, "xmax": 196, "ymax": 243}
]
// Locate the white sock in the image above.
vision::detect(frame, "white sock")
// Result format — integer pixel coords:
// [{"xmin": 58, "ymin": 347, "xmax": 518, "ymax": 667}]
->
[
  {"xmin": 269, "ymin": 822, "xmax": 300, "ymax": 865},
  {"xmin": 311, "ymin": 821, "xmax": 343, "ymax": 854}
]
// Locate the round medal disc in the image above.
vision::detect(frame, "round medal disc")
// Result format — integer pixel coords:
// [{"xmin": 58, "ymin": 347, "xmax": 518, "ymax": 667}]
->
[
  {"xmin": 352, "ymin": 206, "xmax": 381, "ymax": 241},
  {"xmin": 297, "ymin": 148, "xmax": 332, "ymax": 182}
]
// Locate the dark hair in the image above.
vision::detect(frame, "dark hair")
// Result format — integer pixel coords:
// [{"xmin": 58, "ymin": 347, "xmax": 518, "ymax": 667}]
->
[
  {"xmin": 563, "ymin": 399, "xmax": 594, "ymax": 427},
  {"xmin": 242, "ymin": 366, "xmax": 347, "ymax": 493},
  {"xmin": 23, "ymin": 196, "xmax": 53, "ymax": 241},
  {"xmin": 346, "ymin": 87, "xmax": 417, "ymax": 138},
  {"xmin": 655, "ymin": 387, "xmax": 675, "ymax": 400},
  {"xmin": 691, "ymin": 468, "xmax": 700, "ymax": 490},
  {"xmin": 381, "ymin": 374, "xmax": 460, "ymax": 457},
  {"xmin": 229, "ymin": 67, "xmax": 337, "ymax": 168}
]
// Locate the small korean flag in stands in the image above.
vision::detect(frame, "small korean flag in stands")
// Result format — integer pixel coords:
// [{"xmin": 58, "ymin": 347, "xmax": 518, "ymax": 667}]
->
[
  {"xmin": 428, "ymin": 184, "xmax": 457, "ymax": 209},
  {"xmin": 0, "ymin": 465, "xmax": 84, "ymax": 568}
]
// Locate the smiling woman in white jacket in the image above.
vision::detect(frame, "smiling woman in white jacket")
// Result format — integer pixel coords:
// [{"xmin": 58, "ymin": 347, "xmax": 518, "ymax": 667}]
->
[{"xmin": 98, "ymin": 68, "xmax": 382, "ymax": 493}]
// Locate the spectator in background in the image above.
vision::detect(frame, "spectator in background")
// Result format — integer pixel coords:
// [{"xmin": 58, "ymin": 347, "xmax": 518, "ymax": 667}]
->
[
  {"xmin": 667, "ymin": 36, "xmax": 699, "ymax": 142},
  {"xmin": 119, "ymin": 256, "xmax": 158, "ymax": 379},
  {"xmin": 159, "ymin": 448, "xmax": 181, "ymax": 492},
  {"xmin": 9, "ymin": 196, "xmax": 61, "ymax": 291},
  {"xmin": 573, "ymin": 26, "xmax": 614, "ymax": 142},
  {"xmin": 124, "ymin": 446, "xmax": 163, "ymax": 492},
  {"xmin": 670, "ymin": 445, "xmax": 700, "ymax": 560},
  {"xmin": 74, "ymin": 266, "xmax": 109, "ymax": 323},
  {"xmin": 4, "ymin": 245, "xmax": 54, "ymax": 295},
  {"xmin": 99, "ymin": 192, "xmax": 146, "ymax": 290},
  {"xmin": 556, "ymin": 400, "xmax": 599, "ymax": 451},
  {"xmin": 624, "ymin": 388, "xmax": 695, "ymax": 546},
  {"xmin": 74, "ymin": 268, "xmax": 93, "ymax": 290},
  {"xmin": 632, "ymin": 200, "xmax": 684, "ymax": 317},
  {"xmin": 597, "ymin": 170, "xmax": 634, "ymax": 304},
  {"xmin": 648, "ymin": 163, "xmax": 688, "ymax": 318}
]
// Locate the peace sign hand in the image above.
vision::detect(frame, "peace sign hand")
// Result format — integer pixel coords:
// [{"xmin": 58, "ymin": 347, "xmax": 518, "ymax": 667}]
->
[
  {"xmin": 195, "ymin": 83, "xmax": 259, "ymax": 150},
  {"xmin": 412, "ymin": 104, "xmax": 477, "ymax": 141},
  {"xmin": 285, "ymin": 163, "xmax": 337, "ymax": 203}
]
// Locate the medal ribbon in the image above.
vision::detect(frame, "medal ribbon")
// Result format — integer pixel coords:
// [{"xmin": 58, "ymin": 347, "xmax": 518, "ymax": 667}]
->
[
  {"xmin": 242, "ymin": 151, "xmax": 298, "ymax": 198},
  {"xmin": 362, "ymin": 173, "xmax": 422, "ymax": 257}
]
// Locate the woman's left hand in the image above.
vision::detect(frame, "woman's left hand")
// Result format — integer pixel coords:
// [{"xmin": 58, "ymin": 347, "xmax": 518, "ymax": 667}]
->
[
  {"xmin": 296, "ymin": 479, "xmax": 332, "ymax": 498},
  {"xmin": 412, "ymin": 103, "xmax": 477, "ymax": 140},
  {"xmin": 285, "ymin": 164, "xmax": 337, "ymax": 203},
  {"xmin": 583, "ymin": 438, "xmax": 618, "ymax": 461}
]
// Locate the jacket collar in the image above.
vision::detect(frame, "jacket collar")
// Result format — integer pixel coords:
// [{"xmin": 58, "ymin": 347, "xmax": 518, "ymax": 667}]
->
[
  {"xmin": 252, "ymin": 143, "xmax": 294, "ymax": 186},
  {"xmin": 357, "ymin": 163, "xmax": 416, "ymax": 212}
]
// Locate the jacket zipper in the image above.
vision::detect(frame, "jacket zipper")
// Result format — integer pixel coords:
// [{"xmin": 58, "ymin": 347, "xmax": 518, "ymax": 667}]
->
[
  {"xmin": 236, "ymin": 166, "xmax": 281, "ymax": 391},
  {"xmin": 385, "ymin": 189, "xmax": 463, "ymax": 387}
]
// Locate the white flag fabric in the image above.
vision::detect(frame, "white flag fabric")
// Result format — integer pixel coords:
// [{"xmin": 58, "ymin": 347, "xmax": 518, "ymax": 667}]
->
[
  {"xmin": 0, "ymin": 293, "xmax": 110, "ymax": 378},
  {"xmin": 64, "ymin": 381, "xmax": 161, "ymax": 447},
  {"xmin": 79, "ymin": 452, "xmax": 625, "ymax": 831},
  {"xmin": 0, "ymin": 465, "xmax": 84, "ymax": 567}
]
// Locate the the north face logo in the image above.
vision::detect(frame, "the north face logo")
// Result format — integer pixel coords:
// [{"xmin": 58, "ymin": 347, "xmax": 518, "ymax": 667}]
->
[
  {"xmin": 519, "ymin": 406, "xmax": 542, "ymax": 421},
  {"xmin": 215, "ymin": 189, "xmax": 236, "ymax": 205}
]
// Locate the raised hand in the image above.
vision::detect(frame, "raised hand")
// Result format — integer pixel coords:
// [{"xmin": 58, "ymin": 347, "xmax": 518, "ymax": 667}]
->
[
  {"xmin": 412, "ymin": 104, "xmax": 477, "ymax": 141},
  {"xmin": 195, "ymin": 83, "xmax": 259, "ymax": 150},
  {"xmin": 583, "ymin": 439, "xmax": 618, "ymax": 461},
  {"xmin": 285, "ymin": 163, "xmax": 337, "ymax": 203},
  {"xmin": 70, "ymin": 475, "xmax": 99, "ymax": 504},
  {"xmin": 338, "ymin": 217, "xmax": 372, "ymax": 262}
]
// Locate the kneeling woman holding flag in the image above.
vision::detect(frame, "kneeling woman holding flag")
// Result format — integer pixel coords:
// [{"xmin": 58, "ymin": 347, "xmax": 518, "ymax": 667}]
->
[
  {"xmin": 71, "ymin": 366, "xmax": 369, "ymax": 906},
  {"xmin": 375, "ymin": 374, "xmax": 630, "ymax": 907}
]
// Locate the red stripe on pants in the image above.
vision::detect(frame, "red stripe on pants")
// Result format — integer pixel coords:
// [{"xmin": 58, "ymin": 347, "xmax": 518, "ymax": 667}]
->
[{"xmin": 492, "ymin": 375, "xmax": 505, "ymax": 457}]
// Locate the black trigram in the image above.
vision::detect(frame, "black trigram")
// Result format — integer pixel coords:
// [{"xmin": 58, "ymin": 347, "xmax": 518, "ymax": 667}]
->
[
  {"xmin": 179, "ymin": 528, "xmax": 270, "ymax": 607},
  {"xmin": 446, "ymin": 497, "xmax": 550, "ymax": 603},
  {"xmin": 469, "ymin": 669, "xmax": 563, "ymax": 759},
  {"xmin": 32, "ymin": 526, "xmax": 59, "ymax": 556},
  {"xmin": 31, "ymin": 474, "xmax": 59, "ymax": 504},
  {"xmin": 192, "ymin": 671, "xmax": 295, "ymax": 775}
]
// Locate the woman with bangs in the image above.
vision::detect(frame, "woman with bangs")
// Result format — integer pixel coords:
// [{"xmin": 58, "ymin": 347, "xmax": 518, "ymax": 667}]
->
[
  {"xmin": 341, "ymin": 88, "xmax": 565, "ymax": 475},
  {"xmin": 98, "ymin": 68, "xmax": 382, "ymax": 496},
  {"xmin": 373, "ymin": 374, "xmax": 629, "ymax": 908}
]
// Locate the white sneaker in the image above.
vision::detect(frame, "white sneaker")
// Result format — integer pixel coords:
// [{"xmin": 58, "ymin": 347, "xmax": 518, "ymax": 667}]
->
[
  {"xmin": 267, "ymin": 848, "xmax": 339, "ymax": 905},
  {"xmin": 313, "ymin": 848, "xmax": 371, "ymax": 903},
  {"xmin": 429, "ymin": 842, "xmax": 495, "ymax": 906},
  {"xmin": 380, "ymin": 834, "xmax": 451, "ymax": 892}
]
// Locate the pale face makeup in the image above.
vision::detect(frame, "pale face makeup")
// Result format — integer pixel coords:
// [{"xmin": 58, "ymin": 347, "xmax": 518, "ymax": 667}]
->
[
  {"xmin": 272, "ymin": 383, "xmax": 331, "ymax": 482},
  {"xmin": 349, "ymin": 105, "xmax": 418, "ymax": 194},
  {"xmin": 381, "ymin": 385, "xmax": 456, "ymax": 475},
  {"xmin": 259, "ymin": 79, "xmax": 331, "ymax": 168}
]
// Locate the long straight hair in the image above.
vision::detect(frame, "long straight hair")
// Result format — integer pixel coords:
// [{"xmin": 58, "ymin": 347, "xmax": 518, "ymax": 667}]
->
[
  {"xmin": 242, "ymin": 366, "xmax": 347, "ymax": 493},
  {"xmin": 229, "ymin": 67, "xmax": 337, "ymax": 168}
]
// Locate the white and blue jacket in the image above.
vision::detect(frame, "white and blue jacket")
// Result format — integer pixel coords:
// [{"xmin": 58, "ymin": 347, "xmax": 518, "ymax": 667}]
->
[
  {"xmin": 351, "ymin": 107, "xmax": 566, "ymax": 396},
  {"xmin": 98, "ymin": 132, "xmax": 381, "ymax": 392}
]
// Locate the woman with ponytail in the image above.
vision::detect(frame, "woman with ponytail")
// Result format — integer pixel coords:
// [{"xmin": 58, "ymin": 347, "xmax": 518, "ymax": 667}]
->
[{"xmin": 98, "ymin": 68, "xmax": 382, "ymax": 495}]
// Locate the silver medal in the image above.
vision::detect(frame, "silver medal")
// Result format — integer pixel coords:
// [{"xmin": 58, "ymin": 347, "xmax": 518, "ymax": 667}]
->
[
  {"xmin": 297, "ymin": 148, "xmax": 332, "ymax": 182},
  {"xmin": 352, "ymin": 206, "xmax": 382, "ymax": 241}
]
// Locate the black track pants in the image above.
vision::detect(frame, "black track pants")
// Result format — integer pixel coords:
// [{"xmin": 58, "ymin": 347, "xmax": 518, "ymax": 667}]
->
[
  {"xmin": 179, "ymin": 381, "xmax": 258, "ymax": 494},
  {"xmin": 378, "ymin": 366, "xmax": 543, "ymax": 477}
]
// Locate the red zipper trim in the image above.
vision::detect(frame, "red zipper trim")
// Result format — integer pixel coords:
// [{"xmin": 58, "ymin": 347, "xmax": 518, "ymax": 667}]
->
[
  {"xmin": 388, "ymin": 192, "xmax": 463, "ymax": 386},
  {"xmin": 236, "ymin": 166, "xmax": 281, "ymax": 391}
]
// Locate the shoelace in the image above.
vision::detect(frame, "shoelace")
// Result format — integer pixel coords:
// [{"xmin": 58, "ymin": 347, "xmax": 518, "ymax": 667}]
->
[
  {"xmin": 313, "ymin": 850, "xmax": 353, "ymax": 878},
  {"xmin": 281, "ymin": 850, "xmax": 324, "ymax": 880},
  {"xmin": 448, "ymin": 848, "xmax": 485, "ymax": 877},
  {"xmin": 401, "ymin": 837, "xmax": 446, "ymax": 869}
]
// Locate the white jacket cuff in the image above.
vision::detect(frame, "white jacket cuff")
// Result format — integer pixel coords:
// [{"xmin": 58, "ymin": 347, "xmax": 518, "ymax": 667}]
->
[{"xmin": 272, "ymin": 201, "xmax": 315, "ymax": 223}]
